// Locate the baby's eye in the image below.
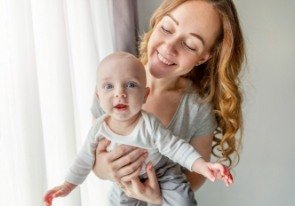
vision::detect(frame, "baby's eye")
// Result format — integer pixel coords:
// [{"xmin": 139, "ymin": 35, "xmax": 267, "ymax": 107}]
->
[
  {"xmin": 126, "ymin": 81, "xmax": 138, "ymax": 88},
  {"xmin": 102, "ymin": 83, "xmax": 113, "ymax": 90}
]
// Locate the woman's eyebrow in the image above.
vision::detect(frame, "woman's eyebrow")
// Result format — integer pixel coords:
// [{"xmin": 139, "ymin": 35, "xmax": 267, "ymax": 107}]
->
[
  {"xmin": 166, "ymin": 13, "xmax": 179, "ymax": 25},
  {"xmin": 166, "ymin": 14, "xmax": 205, "ymax": 46}
]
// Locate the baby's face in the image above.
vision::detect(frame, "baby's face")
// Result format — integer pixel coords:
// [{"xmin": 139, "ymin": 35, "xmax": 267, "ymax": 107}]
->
[{"xmin": 96, "ymin": 54, "xmax": 149, "ymax": 121}]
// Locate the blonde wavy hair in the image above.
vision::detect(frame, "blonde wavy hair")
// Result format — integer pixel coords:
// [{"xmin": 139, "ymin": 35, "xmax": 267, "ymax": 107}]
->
[{"xmin": 139, "ymin": 0, "xmax": 245, "ymax": 167}]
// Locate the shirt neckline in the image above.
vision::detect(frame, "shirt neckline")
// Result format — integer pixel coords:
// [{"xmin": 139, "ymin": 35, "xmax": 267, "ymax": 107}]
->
[
  {"xmin": 102, "ymin": 113, "xmax": 143, "ymax": 139},
  {"xmin": 166, "ymin": 80, "xmax": 193, "ymax": 129}
]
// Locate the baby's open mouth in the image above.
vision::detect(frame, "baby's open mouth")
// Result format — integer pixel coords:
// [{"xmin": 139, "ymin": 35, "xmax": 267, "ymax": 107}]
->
[{"xmin": 114, "ymin": 104, "xmax": 128, "ymax": 110}]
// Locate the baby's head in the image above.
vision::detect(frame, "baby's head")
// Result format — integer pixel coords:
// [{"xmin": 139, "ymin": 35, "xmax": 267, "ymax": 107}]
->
[{"xmin": 96, "ymin": 52, "xmax": 149, "ymax": 121}]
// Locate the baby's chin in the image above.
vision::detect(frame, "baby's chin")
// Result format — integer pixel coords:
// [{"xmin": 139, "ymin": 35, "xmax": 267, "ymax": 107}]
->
[{"xmin": 112, "ymin": 110, "xmax": 142, "ymax": 122}]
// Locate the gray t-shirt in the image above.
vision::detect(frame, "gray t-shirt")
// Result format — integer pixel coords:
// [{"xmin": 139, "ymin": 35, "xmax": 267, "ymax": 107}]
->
[
  {"xmin": 91, "ymin": 88, "xmax": 217, "ymax": 205},
  {"xmin": 91, "ymin": 91, "xmax": 217, "ymax": 142}
]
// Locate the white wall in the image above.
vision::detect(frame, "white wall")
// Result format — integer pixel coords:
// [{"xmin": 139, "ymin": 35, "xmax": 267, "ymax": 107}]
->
[{"xmin": 137, "ymin": 0, "xmax": 295, "ymax": 205}]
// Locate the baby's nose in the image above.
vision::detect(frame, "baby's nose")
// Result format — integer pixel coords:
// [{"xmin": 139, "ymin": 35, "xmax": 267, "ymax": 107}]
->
[{"xmin": 114, "ymin": 89, "xmax": 127, "ymax": 98}]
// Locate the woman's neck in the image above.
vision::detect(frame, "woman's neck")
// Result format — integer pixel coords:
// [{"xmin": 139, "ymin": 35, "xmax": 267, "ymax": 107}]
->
[{"xmin": 145, "ymin": 66, "xmax": 188, "ymax": 95}]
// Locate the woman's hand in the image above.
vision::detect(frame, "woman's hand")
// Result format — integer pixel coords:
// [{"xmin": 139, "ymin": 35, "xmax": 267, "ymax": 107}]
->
[
  {"xmin": 93, "ymin": 138, "xmax": 148, "ymax": 182},
  {"xmin": 119, "ymin": 162, "xmax": 162, "ymax": 205}
]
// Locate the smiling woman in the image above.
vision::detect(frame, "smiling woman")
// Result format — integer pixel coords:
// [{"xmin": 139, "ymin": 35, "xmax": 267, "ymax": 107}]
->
[
  {"xmin": 146, "ymin": 1, "xmax": 221, "ymax": 79},
  {"xmin": 91, "ymin": 0, "xmax": 245, "ymax": 205}
]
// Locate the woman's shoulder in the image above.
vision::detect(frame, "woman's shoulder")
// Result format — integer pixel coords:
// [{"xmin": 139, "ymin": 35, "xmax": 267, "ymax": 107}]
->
[
  {"xmin": 180, "ymin": 89, "xmax": 214, "ymax": 122},
  {"xmin": 181, "ymin": 79, "xmax": 212, "ymax": 108}
]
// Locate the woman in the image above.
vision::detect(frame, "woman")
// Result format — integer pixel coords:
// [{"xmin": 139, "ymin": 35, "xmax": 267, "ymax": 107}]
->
[{"xmin": 91, "ymin": 0, "xmax": 245, "ymax": 204}]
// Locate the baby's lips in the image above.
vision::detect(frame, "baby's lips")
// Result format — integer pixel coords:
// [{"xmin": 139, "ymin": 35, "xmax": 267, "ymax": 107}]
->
[{"xmin": 114, "ymin": 104, "xmax": 128, "ymax": 109}]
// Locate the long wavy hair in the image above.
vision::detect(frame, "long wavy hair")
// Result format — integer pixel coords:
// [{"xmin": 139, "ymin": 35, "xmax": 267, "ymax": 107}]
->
[{"xmin": 139, "ymin": 0, "xmax": 245, "ymax": 167}]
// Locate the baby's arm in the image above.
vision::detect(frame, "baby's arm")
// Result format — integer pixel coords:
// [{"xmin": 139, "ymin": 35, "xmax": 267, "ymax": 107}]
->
[
  {"xmin": 43, "ymin": 120, "xmax": 101, "ymax": 205},
  {"xmin": 152, "ymin": 116, "xmax": 233, "ymax": 186},
  {"xmin": 191, "ymin": 158, "xmax": 233, "ymax": 186},
  {"xmin": 43, "ymin": 182, "xmax": 76, "ymax": 206}
]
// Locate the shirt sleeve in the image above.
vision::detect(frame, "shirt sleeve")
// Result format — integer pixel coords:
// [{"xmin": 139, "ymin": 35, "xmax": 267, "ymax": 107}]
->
[
  {"xmin": 151, "ymin": 116, "xmax": 202, "ymax": 171},
  {"xmin": 65, "ymin": 119, "xmax": 101, "ymax": 185},
  {"xmin": 192, "ymin": 101, "xmax": 217, "ymax": 137}
]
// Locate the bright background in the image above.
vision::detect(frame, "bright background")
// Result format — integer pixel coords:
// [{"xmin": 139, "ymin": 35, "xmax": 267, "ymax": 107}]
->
[{"xmin": 1, "ymin": 0, "xmax": 294, "ymax": 206}]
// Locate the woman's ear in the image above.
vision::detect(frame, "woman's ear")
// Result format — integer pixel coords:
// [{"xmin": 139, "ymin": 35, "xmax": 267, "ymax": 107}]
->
[
  {"xmin": 197, "ymin": 52, "xmax": 212, "ymax": 65},
  {"xmin": 143, "ymin": 87, "xmax": 150, "ymax": 103}
]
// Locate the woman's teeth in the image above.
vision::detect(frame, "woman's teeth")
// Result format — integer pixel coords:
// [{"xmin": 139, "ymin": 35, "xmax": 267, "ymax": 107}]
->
[{"xmin": 157, "ymin": 52, "xmax": 174, "ymax": 66}]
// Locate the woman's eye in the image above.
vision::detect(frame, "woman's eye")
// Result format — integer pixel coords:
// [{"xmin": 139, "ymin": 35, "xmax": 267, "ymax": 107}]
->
[
  {"xmin": 126, "ymin": 82, "xmax": 138, "ymax": 88},
  {"xmin": 183, "ymin": 42, "xmax": 197, "ymax": 52},
  {"xmin": 161, "ymin": 26, "xmax": 172, "ymax": 34},
  {"xmin": 102, "ymin": 83, "xmax": 113, "ymax": 90}
]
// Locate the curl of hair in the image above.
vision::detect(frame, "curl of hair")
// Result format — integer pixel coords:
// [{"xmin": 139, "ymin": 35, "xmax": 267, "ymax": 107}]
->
[{"xmin": 139, "ymin": 0, "xmax": 245, "ymax": 168}]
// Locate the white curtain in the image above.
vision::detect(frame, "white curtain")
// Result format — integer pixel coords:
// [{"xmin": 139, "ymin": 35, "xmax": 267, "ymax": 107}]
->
[{"xmin": 0, "ymin": 0, "xmax": 115, "ymax": 205}]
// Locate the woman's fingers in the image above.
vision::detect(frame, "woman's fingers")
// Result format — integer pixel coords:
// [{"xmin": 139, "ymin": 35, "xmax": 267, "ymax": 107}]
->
[
  {"xmin": 96, "ymin": 138, "xmax": 111, "ymax": 154},
  {"xmin": 119, "ymin": 154, "xmax": 148, "ymax": 182},
  {"xmin": 112, "ymin": 147, "xmax": 147, "ymax": 169},
  {"xmin": 110, "ymin": 145, "xmax": 142, "ymax": 161},
  {"xmin": 120, "ymin": 166, "xmax": 142, "ymax": 182},
  {"xmin": 145, "ymin": 162, "xmax": 158, "ymax": 189},
  {"xmin": 93, "ymin": 142, "xmax": 147, "ymax": 182}
]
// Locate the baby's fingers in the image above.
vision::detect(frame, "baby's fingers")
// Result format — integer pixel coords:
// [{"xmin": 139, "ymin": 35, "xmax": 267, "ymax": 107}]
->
[
  {"xmin": 44, "ymin": 189, "xmax": 57, "ymax": 205},
  {"xmin": 219, "ymin": 165, "xmax": 233, "ymax": 184},
  {"xmin": 210, "ymin": 164, "xmax": 233, "ymax": 186},
  {"xmin": 201, "ymin": 164, "xmax": 215, "ymax": 182},
  {"xmin": 52, "ymin": 187, "xmax": 69, "ymax": 198}
]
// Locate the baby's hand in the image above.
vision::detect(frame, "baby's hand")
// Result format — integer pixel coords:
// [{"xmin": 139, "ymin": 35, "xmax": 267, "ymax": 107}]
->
[
  {"xmin": 43, "ymin": 182, "xmax": 76, "ymax": 206},
  {"xmin": 192, "ymin": 158, "xmax": 233, "ymax": 187}
]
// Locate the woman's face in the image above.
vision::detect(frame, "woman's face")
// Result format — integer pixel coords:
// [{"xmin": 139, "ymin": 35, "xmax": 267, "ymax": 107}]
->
[{"xmin": 147, "ymin": 0, "xmax": 221, "ymax": 79}]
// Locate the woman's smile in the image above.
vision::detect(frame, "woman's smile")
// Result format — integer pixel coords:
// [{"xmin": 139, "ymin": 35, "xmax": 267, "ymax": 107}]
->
[{"xmin": 157, "ymin": 51, "xmax": 176, "ymax": 66}]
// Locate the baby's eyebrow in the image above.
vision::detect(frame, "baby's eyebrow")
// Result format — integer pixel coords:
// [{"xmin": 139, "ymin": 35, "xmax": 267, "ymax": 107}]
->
[{"xmin": 99, "ymin": 77, "xmax": 111, "ymax": 82}]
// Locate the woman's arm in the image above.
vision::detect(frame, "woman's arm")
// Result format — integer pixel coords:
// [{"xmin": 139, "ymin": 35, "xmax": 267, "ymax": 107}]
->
[
  {"xmin": 93, "ymin": 139, "xmax": 162, "ymax": 204},
  {"xmin": 184, "ymin": 133, "xmax": 213, "ymax": 191}
]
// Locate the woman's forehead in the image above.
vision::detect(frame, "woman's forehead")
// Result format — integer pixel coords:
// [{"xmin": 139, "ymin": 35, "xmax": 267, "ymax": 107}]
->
[{"xmin": 165, "ymin": 1, "xmax": 221, "ymax": 48}]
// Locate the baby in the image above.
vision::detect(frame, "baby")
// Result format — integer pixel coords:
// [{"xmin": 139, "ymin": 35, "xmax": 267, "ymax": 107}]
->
[{"xmin": 44, "ymin": 52, "xmax": 233, "ymax": 206}]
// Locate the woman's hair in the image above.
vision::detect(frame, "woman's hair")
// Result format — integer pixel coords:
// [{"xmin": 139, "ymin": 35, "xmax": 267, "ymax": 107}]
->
[{"xmin": 139, "ymin": 0, "xmax": 245, "ymax": 168}]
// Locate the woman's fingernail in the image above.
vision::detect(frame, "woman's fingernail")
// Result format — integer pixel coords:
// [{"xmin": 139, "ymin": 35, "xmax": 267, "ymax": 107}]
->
[{"xmin": 147, "ymin": 163, "xmax": 153, "ymax": 170}]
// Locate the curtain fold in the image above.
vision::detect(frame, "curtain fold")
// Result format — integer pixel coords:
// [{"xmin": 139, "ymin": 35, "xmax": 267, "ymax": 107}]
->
[
  {"xmin": 0, "ymin": 0, "xmax": 116, "ymax": 205},
  {"xmin": 113, "ymin": 0, "xmax": 139, "ymax": 55},
  {"xmin": 0, "ymin": 0, "xmax": 139, "ymax": 205}
]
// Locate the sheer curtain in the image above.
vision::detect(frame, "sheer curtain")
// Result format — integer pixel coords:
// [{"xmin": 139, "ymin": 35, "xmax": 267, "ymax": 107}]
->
[{"xmin": 0, "ymin": 0, "xmax": 140, "ymax": 205}]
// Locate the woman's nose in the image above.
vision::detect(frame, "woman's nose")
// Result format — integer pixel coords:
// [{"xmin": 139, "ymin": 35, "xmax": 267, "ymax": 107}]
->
[{"xmin": 163, "ymin": 38, "xmax": 178, "ymax": 57}]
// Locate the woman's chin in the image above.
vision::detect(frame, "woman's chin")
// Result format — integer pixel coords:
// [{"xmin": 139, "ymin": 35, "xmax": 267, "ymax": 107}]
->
[{"xmin": 148, "ymin": 57, "xmax": 176, "ymax": 79}]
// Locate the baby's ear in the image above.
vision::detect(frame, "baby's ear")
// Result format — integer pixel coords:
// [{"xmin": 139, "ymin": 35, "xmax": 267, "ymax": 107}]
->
[
  {"xmin": 143, "ymin": 87, "xmax": 150, "ymax": 103},
  {"xmin": 95, "ymin": 86, "xmax": 99, "ymax": 100}
]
